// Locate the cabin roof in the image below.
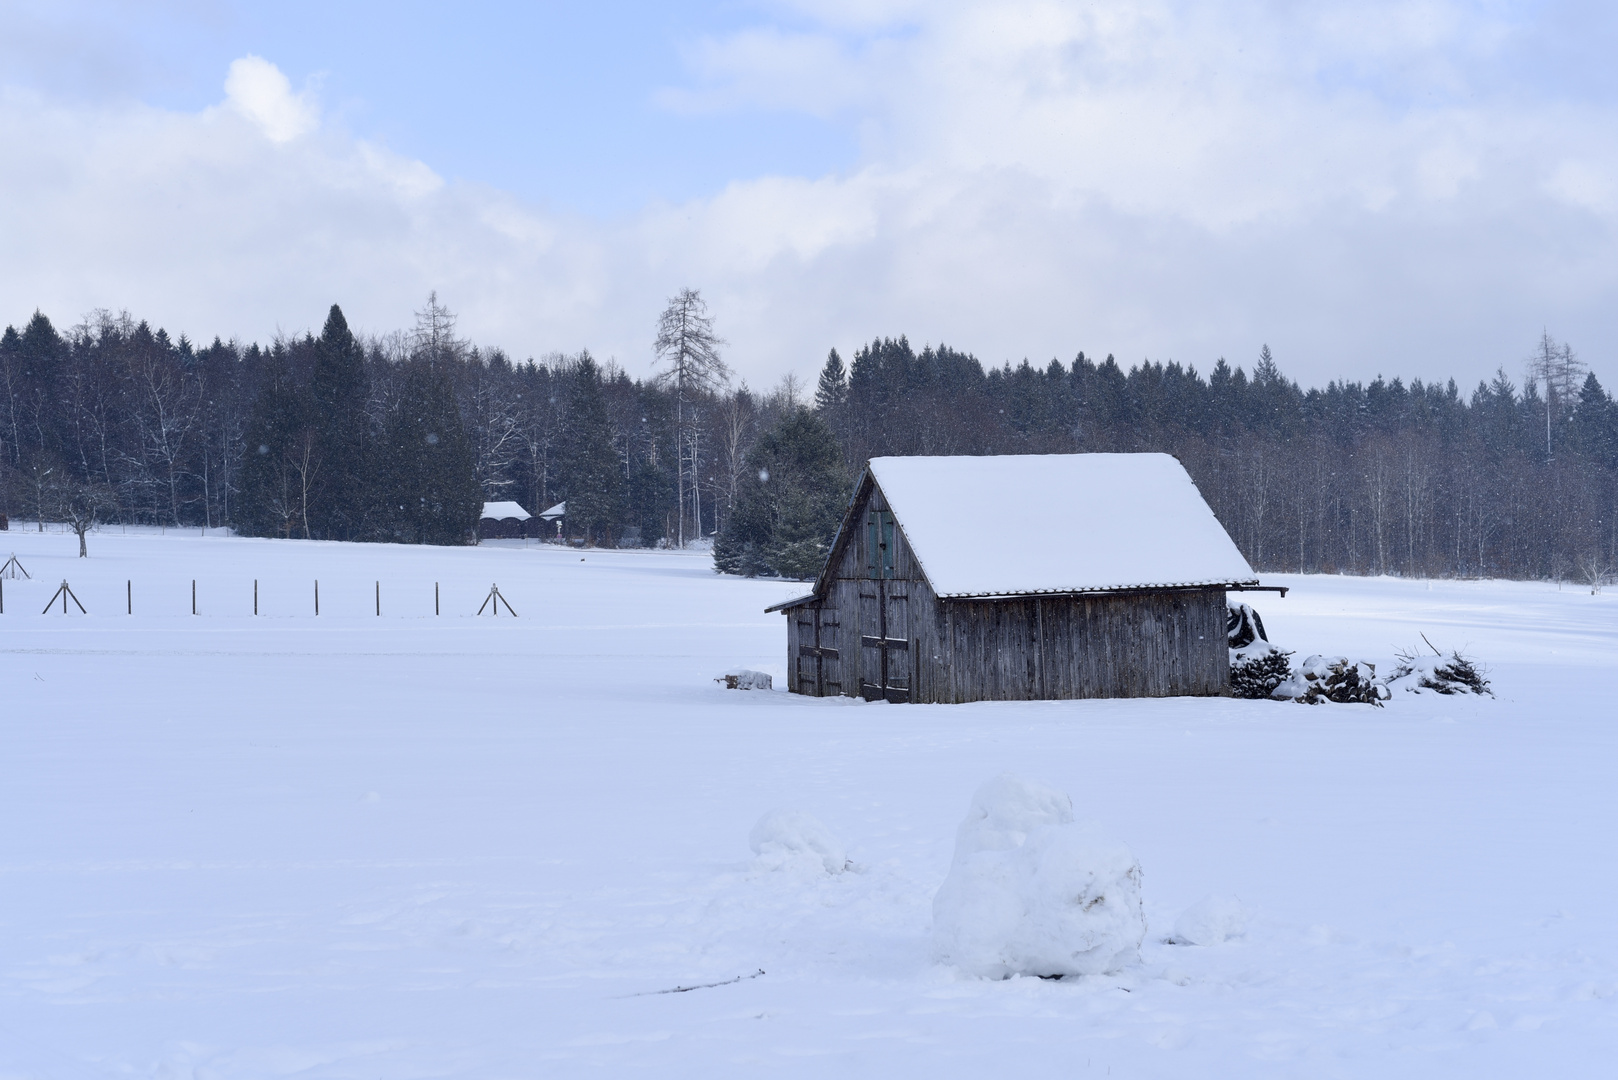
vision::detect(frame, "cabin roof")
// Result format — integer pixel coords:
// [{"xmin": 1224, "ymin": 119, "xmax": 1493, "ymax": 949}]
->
[
  {"xmin": 867, "ymin": 453, "xmax": 1255, "ymax": 598},
  {"xmin": 480, "ymin": 500, "xmax": 532, "ymax": 521}
]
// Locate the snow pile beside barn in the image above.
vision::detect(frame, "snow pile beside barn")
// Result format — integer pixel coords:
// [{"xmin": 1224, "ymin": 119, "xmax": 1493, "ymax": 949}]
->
[
  {"xmin": 749, "ymin": 810, "xmax": 848, "ymax": 874},
  {"xmin": 932, "ymin": 775, "xmax": 1144, "ymax": 979},
  {"xmin": 1272, "ymin": 655, "xmax": 1389, "ymax": 705},
  {"xmin": 1227, "ymin": 601, "xmax": 1293, "ymax": 699}
]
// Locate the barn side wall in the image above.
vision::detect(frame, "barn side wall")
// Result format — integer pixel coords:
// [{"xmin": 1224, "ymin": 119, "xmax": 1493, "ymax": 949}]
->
[{"xmin": 934, "ymin": 588, "xmax": 1229, "ymax": 702}]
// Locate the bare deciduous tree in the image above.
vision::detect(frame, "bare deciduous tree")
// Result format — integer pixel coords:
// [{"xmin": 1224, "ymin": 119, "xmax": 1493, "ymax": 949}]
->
[{"xmin": 652, "ymin": 288, "xmax": 728, "ymax": 545}]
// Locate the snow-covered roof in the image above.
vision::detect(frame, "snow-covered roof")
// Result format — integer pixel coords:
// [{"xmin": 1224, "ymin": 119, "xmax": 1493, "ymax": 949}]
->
[
  {"xmin": 865, "ymin": 453, "xmax": 1256, "ymax": 598},
  {"xmin": 539, "ymin": 501, "xmax": 566, "ymax": 520},
  {"xmin": 480, "ymin": 500, "xmax": 531, "ymax": 521}
]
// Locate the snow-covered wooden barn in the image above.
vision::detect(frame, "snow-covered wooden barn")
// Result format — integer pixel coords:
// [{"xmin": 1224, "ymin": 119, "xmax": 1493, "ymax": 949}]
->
[{"xmin": 766, "ymin": 453, "xmax": 1269, "ymax": 703}]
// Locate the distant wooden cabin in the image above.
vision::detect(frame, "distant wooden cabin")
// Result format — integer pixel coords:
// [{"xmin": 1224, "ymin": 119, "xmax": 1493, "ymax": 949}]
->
[
  {"xmin": 767, "ymin": 453, "xmax": 1271, "ymax": 703},
  {"xmin": 479, "ymin": 501, "xmax": 533, "ymax": 539}
]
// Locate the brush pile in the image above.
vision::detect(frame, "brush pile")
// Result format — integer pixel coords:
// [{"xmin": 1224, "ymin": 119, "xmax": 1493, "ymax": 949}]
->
[
  {"xmin": 1228, "ymin": 602, "xmax": 1294, "ymax": 699},
  {"xmin": 1272, "ymin": 654, "xmax": 1389, "ymax": 705},
  {"xmin": 1385, "ymin": 650, "xmax": 1493, "ymax": 697}
]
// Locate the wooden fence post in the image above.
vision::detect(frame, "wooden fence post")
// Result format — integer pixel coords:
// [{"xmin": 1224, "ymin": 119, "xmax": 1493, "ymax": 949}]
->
[
  {"xmin": 435, "ymin": 582, "xmax": 439, "ymax": 616},
  {"xmin": 192, "ymin": 579, "xmax": 197, "ymax": 615},
  {"xmin": 315, "ymin": 580, "xmax": 319, "ymax": 616},
  {"xmin": 254, "ymin": 579, "xmax": 258, "ymax": 616},
  {"xmin": 127, "ymin": 580, "xmax": 131, "ymax": 615},
  {"xmin": 376, "ymin": 580, "xmax": 380, "ymax": 616}
]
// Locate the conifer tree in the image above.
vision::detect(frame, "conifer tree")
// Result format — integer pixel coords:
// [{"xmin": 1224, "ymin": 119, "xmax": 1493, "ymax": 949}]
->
[
  {"xmin": 235, "ymin": 348, "xmax": 314, "ymax": 538},
  {"xmin": 556, "ymin": 353, "xmax": 624, "ymax": 544},
  {"xmin": 714, "ymin": 407, "xmax": 847, "ymax": 578},
  {"xmin": 309, "ymin": 304, "xmax": 372, "ymax": 539},
  {"xmin": 814, "ymin": 348, "xmax": 847, "ymax": 412},
  {"xmin": 378, "ymin": 357, "xmax": 481, "ymax": 545}
]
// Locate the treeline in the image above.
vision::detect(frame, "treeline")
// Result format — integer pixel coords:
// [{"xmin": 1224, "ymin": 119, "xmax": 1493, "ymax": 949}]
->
[
  {"xmin": 4, "ymin": 296, "xmax": 1616, "ymax": 582},
  {"xmin": 805, "ymin": 336, "xmax": 1618, "ymax": 581},
  {"xmin": 0, "ymin": 296, "xmax": 805, "ymax": 548}
]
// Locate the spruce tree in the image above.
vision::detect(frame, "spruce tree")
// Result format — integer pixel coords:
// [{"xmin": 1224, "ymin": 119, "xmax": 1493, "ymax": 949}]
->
[
  {"xmin": 556, "ymin": 353, "xmax": 624, "ymax": 544},
  {"xmin": 714, "ymin": 407, "xmax": 847, "ymax": 578},
  {"xmin": 235, "ymin": 349, "xmax": 314, "ymax": 538},
  {"xmin": 309, "ymin": 304, "xmax": 372, "ymax": 540},
  {"xmin": 378, "ymin": 358, "xmax": 481, "ymax": 545},
  {"xmin": 814, "ymin": 348, "xmax": 847, "ymax": 411}
]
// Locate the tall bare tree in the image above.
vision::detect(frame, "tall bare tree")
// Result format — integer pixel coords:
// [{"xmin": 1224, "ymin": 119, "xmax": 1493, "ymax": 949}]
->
[
  {"xmin": 1527, "ymin": 330, "xmax": 1586, "ymax": 457},
  {"xmin": 652, "ymin": 288, "xmax": 728, "ymax": 545}
]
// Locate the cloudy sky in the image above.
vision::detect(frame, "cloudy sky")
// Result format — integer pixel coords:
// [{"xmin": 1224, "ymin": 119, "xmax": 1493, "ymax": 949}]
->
[{"xmin": 1, "ymin": 0, "xmax": 1614, "ymax": 390}]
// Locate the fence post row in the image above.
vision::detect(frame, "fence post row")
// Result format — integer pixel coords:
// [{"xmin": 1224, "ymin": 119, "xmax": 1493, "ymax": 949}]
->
[{"xmin": 3, "ymin": 576, "xmax": 518, "ymax": 618}]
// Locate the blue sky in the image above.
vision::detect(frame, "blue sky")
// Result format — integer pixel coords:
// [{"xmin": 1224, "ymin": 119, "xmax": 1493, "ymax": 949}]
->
[
  {"xmin": 5, "ymin": 1, "xmax": 870, "ymax": 213},
  {"xmin": 2, "ymin": 1, "xmax": 1616, "ymax": 389}
]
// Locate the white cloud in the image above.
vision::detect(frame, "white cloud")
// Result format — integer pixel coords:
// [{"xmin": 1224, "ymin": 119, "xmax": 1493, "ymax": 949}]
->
[
  {"xmin": 2, "ymin": 11, "xmax": 1617, "ymax": 391},
  {"xmin": 221, "ymin": 55, "xmax": 317, "ymax": 143}
]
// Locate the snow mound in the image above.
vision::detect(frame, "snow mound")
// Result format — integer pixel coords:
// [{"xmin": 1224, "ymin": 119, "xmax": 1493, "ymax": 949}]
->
[
  {"xmin": 932, "ymin": 775, "xmax": 1145, "ymax": 979},
  {"xmin": 717, "ymin": 669, "xmax": 773, "ymax": 690},
  {"xmin": 749, "ymin": 809, "xmax": 847, "ymax": 874},
  {"xmin": 1172, "ymin": 894, "xmax": 1248, "ymax": 945}
]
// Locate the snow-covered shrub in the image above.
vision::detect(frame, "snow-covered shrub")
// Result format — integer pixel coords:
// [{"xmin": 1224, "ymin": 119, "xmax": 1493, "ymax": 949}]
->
[
  {"xmin": 1272, "ymin": 655, "xmax": 1389, "ymax": 705},
  {"xmin": 931, "ymin": 775, "xmax": 1145, "ymax": 979},
  {"xmin": 1385, "ymin": 650, "xmax": 1493, "ymax": 697},
  {"xmin": 1228, "ymin": 602, "xmax": 1293, "ymax": 699},
  {"xmin": 716, "ymin": 669, "xmax": 773, "ymax": 690},
  {"xmin": 1171, "ymin": 894, "xmax": 1248, "ymax": 945},
  {"xmin": 749, "ymin": 809, "xmax": 848, "ymax": 874}
]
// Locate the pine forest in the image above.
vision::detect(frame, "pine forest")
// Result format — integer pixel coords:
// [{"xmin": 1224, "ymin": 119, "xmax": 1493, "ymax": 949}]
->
[{"xmin": 2, "ymin": 295, "xmax": 1615, "ymax": 585}]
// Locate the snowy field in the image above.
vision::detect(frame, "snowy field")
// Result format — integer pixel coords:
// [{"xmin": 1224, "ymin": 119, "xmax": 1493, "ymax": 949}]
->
[{"xmin": 1, "ymin": 524, "xmax": 1616, "ymax": 1078}]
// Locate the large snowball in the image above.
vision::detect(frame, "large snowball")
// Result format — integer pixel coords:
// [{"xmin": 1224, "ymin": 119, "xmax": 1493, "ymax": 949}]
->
[
  {"xmin": 749, "ymin": 809, "xmax": 847, "ymax": 874},
  {"xmin": 932, "ymin": 775, "xmax": 1145, "ymax": 978}
]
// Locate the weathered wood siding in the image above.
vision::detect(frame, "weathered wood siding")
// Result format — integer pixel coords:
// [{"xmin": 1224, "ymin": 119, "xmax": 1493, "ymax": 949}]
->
[
  {"xmin": 784, "ymin": 477, "xmax": 1229, "ymax": 702},
  {"xmin": 935, "ymin": 588, "xmax": 1228, "ymax": 702}
]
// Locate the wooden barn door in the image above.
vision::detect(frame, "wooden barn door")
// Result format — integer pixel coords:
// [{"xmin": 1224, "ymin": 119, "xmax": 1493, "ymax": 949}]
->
[
  {"xmin": 859, "ymin": 582, "xmax": 911, "ymax": 703},
  {"xmin": 795, "ymin": 608, "xmax": 841, "ymax": 696}
]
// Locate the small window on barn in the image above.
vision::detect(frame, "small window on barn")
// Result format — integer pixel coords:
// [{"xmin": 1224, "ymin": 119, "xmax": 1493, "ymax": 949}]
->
[{"xmin": 866, "ymin": 511, "xmax": 895, "ymax": 579}]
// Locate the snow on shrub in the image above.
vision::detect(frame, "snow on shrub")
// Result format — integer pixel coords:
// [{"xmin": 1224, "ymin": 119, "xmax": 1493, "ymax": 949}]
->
[
  {"xmin": 1385, "ymin": 650, "xmax": 1493, "ymax": 697},
  {"xmin": 1272, "ymin": 655, "xmax": 1389, "ymax": 705},
  {"xmin": 1228, "ymin": 602, "xmax": 1294, "ymax": 699},
  {"xmin": 1171, "ymin": 894, "xmax": 1248, "ymax": 945},
  {"xmin": 749, "ymin": 809, "xmax": 848, "ymax": 874},
  {"xmin": 931, "ymin": 775, "xmax": 1144, "ymax": 979}
]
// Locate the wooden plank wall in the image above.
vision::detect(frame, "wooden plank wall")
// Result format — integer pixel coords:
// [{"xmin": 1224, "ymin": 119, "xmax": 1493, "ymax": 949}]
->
[{"xmin": 936, "ymin": 588, "xmax": 1228, "ymax": 702}]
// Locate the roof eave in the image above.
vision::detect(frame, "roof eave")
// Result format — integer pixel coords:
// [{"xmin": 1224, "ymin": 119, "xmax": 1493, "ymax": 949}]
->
[
  {"xmin": 764, "ymin": 593, "xmax": 819, "ymax": 613},
  {"xmin": 935, "ymin": 578, "xmax": 1261, "ymax": 601}
]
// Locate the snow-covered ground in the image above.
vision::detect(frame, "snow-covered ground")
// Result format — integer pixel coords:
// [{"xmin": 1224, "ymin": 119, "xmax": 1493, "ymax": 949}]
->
[{"xmin": 2, "ymin": 524, "xmax": 1616, "ymax": 1077}]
